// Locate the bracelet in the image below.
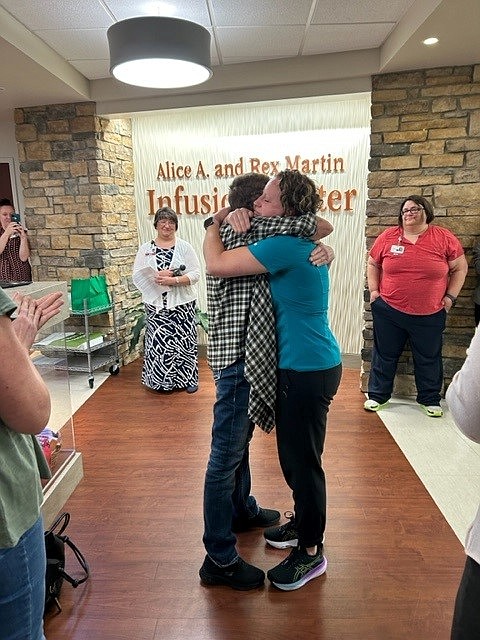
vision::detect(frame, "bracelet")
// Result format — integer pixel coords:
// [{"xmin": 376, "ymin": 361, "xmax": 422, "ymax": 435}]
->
[
  {"xmin": 176, "ymin": 277, "xmax": 180, "ymax": 285},
  {"xmin": 444, "ymin": 293, "xmax": 457, "ymax": 306}
]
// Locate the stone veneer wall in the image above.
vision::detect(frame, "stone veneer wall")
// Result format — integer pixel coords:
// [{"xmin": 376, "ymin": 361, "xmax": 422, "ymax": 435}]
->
[
  {"xmin": 362, "ymin": 64, "xmax": 480, "ymax": 396},
  {"xmin": 15, "ymin": 102, "xmax": 141, "ymax": 365}
]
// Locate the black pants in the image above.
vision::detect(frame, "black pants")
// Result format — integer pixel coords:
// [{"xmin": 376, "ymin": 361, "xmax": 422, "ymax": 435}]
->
[
  {"xmin": 275, "ymin": 365, "xmax": 342, "ymax": 549},
  {"xmin": 369, "ymin": 297, "xmax": 446, "ymax": 406},
  {"xmin": 475, "ymin": 303, "xmax": 480, "ymax": 327},
  {"xmin": 451, "ymin": 555, "xmax": 480, "ymax": 639}
]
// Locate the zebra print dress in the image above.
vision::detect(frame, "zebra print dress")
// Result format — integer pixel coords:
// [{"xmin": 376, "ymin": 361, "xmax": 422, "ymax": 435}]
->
[{"xmin": 142, "ymin": 245, "xmax": 198, "ymax": 392}]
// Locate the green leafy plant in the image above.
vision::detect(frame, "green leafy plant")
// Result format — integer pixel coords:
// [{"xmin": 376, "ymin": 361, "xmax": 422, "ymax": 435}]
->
[
  {"xmin": 128, "ymin": 304, "xmax": 208, "ymax": 352},
  {"xmin": 195, "ymin": 308, "xmax": 209, "ymax": 333},
  {"xmin": 128, "ymin": 303, "xmax": 146, "ymax": 352}
]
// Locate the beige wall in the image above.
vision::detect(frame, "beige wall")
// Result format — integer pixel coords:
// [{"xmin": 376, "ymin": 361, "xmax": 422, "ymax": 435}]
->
[{"xmin": 363, "ymin": 64, "xmax": 480, "ymax": 396}]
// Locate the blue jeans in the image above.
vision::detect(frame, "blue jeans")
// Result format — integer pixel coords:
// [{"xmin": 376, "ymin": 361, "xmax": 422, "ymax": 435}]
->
[
  {"xmin": 203, "ymin": 359, "xmax": 258, "ymax": 566},
  {"xmin": 0, "ymin": 516, "xmax": 46, "ymax": 640}
]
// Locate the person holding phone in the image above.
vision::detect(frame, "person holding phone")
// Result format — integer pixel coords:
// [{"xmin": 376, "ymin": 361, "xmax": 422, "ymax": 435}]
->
[{"xmin": 0, "ymin": 198, "xmax": 32, "ymax": 283}]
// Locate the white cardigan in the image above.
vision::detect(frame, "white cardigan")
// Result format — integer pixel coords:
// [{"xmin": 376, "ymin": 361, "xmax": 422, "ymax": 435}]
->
[
  {"xmin": 132, "ymin": 237, "xmax": 200, "ymax": 310},
  {"xmin": 446, "ymin": 325, "xmax": 480, "ymax": 565}
]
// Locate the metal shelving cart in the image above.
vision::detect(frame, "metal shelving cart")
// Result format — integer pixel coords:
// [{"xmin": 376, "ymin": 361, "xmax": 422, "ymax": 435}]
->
[{"xmin": 37, "ymin": 290, "xmax": 121, "ymax": 388}]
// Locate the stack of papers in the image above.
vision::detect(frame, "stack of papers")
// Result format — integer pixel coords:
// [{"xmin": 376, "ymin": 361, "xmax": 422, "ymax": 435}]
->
[
  {"xmin": 35, "ymin": 331, "xmax": 76, "ymax": 346},
  {"xmin": 134, "ymin": 266, "xmax": 170, "ymax": 296},
  {"xmin": 36, "ymin": 331, "xmax": 104, "ymax": 351}
]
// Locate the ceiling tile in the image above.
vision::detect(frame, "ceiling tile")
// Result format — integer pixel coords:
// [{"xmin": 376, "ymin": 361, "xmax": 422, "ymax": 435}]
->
[
  {"xmin": 311, "ymin": 0, "xmax": 416, "ymax": 24},
  {"xmin": 0, "ymin": 0, "xmax": 113, "ymax": 30},
  {"xmin": 210, "ymin": 0, "xmax": 314, "ymax": 26},
  {"xmin": 216, "ymin": 26, "xmax": 305, "ymax": 58},
  {"xmin": 36, "ymin": 28, "xmax": 110, "ymax": 60},
  {"xmin": 303, "ymin": 23, "xmax": 395, "ymax": 55}
]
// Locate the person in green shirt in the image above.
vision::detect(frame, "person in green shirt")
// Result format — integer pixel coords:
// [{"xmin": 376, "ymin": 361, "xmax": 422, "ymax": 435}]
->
[{"xmin": 0, "ymin": 287, "xmax": 63, "ymax": 640}]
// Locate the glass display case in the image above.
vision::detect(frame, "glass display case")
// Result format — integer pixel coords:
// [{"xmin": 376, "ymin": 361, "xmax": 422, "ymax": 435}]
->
[{"xmin": 7, "ymin": 281, "xmax": 83, "ymax": 528}]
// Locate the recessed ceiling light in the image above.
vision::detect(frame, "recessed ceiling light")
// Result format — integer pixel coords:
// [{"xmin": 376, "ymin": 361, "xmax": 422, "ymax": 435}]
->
[{"xmin": 423, "ymin": 37, "xmax": 439, "ymax": 46}]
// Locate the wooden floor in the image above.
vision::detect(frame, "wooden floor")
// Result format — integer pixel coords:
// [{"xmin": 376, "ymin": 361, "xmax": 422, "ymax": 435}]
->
[{"xmin": 44, "ymin": 359, "xmax": 465, "ymax": 640}]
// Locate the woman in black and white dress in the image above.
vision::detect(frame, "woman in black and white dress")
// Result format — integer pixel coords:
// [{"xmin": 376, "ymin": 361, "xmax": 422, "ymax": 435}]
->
[{"xmin": 133, "ymin": 207, "xmax": 201, "ymax": 393}]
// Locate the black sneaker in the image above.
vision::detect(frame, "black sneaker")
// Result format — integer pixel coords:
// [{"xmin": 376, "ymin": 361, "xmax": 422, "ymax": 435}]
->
[
  {"xmin": 267, "ymin": 547, "xmax": 327, "ymax": 591},
  {"xmin": 199, "ymin": 555, "xmax": 265, "ymax": 590},
  {"xmin": 232, "ymin": 507, "xmax": 280, "ymax": 533},
  {"xmin": 264, "ymin": 512, "xmax": 298, "ymax": 549}
]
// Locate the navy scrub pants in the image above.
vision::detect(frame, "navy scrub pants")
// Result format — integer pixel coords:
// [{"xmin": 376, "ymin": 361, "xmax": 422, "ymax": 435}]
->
[{"xmin": 368, "ymin": 297, "xmax": 446, "ymax": 406}]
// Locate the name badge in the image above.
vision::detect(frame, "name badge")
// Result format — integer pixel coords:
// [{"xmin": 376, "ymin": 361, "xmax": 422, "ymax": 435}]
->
[{"xmin": 390, "ymin": 244, "xmax": 404, "ymax": 254}]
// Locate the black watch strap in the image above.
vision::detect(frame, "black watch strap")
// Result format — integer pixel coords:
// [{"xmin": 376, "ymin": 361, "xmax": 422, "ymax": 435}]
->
[
  {"xmin": 445, "ymin": 293, "xmax": 457, "ymax": 306},
  {"xmin": 204, "ymin": 216, "xmax": 215, "ymax": 230}
]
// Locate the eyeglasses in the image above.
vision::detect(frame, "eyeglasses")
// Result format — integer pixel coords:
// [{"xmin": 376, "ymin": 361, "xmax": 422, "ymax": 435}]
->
[
  {"xmin": 157, "ymin": 219, "xmax": 175, "ymax": 226},
  {"xmin": 401, "ymin": 206, "xmax": 423, "ymax": 215}
]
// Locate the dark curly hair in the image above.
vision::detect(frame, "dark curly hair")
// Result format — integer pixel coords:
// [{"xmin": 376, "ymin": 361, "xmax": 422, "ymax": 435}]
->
[
  {"xmin": 398, "ymin": 195, "xmax": 435, "ymax": 226},
  {"xmin": 228, "ymin": 173, "xmax": 269, "ymax": 211},
  {"xmin": 0, "ymin": 198, "xmax": 12, "ymax": 207},
  {"xmin": 277, "ymin": 169, "xmax": 322, "ymax": 216},
  {"xmin": 153, "ymin": 206, "xmax": 178, "ymax": 230}
]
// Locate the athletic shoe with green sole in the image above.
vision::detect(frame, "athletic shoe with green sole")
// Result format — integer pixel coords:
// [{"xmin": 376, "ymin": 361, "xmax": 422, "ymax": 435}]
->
[
  {"xmin": 420, "ymin": 404, "xmax": 443, "ymax": 417},
  {"xmin": 364, "ymin": 398, "xmax": 390, "ymax": 412}
]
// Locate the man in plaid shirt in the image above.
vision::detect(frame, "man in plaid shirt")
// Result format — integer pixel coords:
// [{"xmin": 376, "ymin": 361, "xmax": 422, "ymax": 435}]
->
[{"xmin": 200, "ymin": 173, "xmax": 334, "ymax": 590}]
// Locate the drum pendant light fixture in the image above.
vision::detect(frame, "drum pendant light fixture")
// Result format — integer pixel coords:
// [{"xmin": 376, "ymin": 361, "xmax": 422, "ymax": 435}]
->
[{"xmin": 107, "ymin": 16, "xmax": 212, "ymax": 89}]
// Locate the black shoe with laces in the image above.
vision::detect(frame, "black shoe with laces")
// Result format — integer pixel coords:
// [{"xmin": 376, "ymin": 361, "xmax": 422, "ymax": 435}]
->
[
  {"xmin": 232, "ymin": 507, "xmax": 280, "ymax": 533},
  {"xmin": 267, "ymin": 546, "xmax": 327, "ymax": 591},
  {"xmin": 199, "ymin": 555, "xmax": 265, "ymax": 590},
  {"xmin": 264, "ymin": 512, "xmax": 298, "ymax": 549}
]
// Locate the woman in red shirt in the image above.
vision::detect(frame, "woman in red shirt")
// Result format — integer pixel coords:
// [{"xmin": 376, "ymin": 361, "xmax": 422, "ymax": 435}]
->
[{"xmin": 365, "ymin": 195, "xmax": 468, "ymax": 418}]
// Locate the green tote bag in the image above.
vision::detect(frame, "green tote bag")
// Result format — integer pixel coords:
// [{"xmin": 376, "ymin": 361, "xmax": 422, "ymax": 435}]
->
[{"xmin": 70, "ymin": 275, "xmax": 111, "ymax": 314}]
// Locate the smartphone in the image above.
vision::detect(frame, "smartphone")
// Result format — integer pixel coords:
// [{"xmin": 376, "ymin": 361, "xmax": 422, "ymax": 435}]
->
[{"xmin": 10, "ymin": 212, "xmax": 21, "ymax": 238}]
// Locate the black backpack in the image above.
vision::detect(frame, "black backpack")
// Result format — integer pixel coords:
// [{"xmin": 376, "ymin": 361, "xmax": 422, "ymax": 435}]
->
[{"xmin": 44, "ymin": 512, "xmax": 89, "ymax": 614}]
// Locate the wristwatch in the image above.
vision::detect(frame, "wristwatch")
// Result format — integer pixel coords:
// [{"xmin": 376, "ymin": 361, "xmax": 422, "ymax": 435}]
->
[
  {"xmin": 204, "ymin": 216, "xmax": 216, "ymax": 230},
  {"xmin": 444, "ymin": 293, "xmax": 457, "ymax": 307}
]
